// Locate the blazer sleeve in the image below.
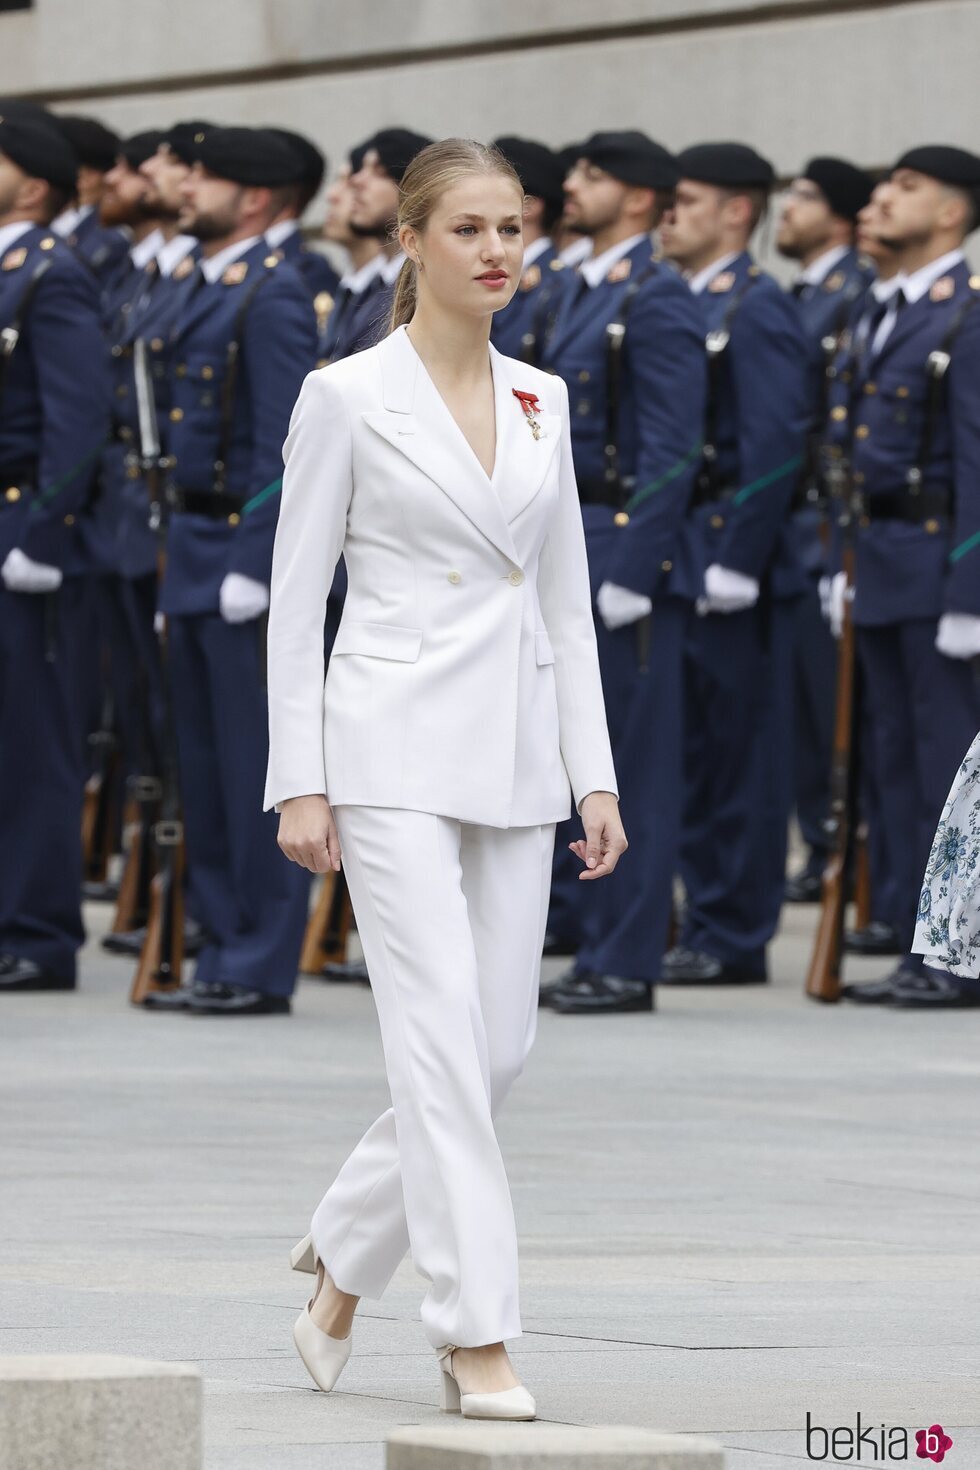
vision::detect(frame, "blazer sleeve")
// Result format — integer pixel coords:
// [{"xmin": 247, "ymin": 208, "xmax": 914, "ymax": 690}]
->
[
  {"xmin": 263, "ymin": 369, "xmax": 353, "ymax": 812},
  {"xmin": 537, "ymin": 374, "xmax": 620, "ymax": 815}
]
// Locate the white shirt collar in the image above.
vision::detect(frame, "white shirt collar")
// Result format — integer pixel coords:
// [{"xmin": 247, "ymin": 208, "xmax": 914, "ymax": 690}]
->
[
  {"xmin": 379, "ymin": 249, "xmax": 407, "ymax": 286},
  {"xmin": 339, "ymin": 252, "xmax": 385, "ymax": 293},
  {"xmin": 559, "ymin": 235, "xmax": 592, "ymax": 268},
  {"xmin": 157, "ymin": 234, "xmax": 197, "ymax": 278},
  {"xmin": 798, "ymin": 243, "xmax": 851, "ymax": 288},
  {"xmin": 51, "ymin": 204, "xmax": 91, "ymax": 238},
  {"xmin": 522, "ymin": 235, "xmax": 552, "ymax": 269},
  {"xmin": 0, "ymin": 220, "xmax": 35, "ymax": 257},
  {"xmin": 130, "ymin": 227, "xmax": 164, "ymax": 270},
  {"xmin": 265, "ymin": 218, "xmax": 299, "ymax": 249},
  {"xmin": 899, "ymin": 248, "xmax": 965, "ymax": 305},
  {"xmin": 200, "ymin": 235, "xmax": 261, "ymax": 284},
  {"xmin": 687, "ymin": 251, "xmax": 740, "ymax": 296},
  {"xmin": 871, "ymin": 273, "xmax": 903, "ymax": 303},
  {"xmin": 580, "ymin": 232, "xmax": 648, "ymax": 288}
]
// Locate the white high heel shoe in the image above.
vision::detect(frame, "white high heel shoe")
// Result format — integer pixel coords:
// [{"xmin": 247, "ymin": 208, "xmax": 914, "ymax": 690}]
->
[
  {"xmin": 292, "ymin": 1253, "xmax": 353, "ymax": 1392},
  {"xmin": 436, "ymin": 1343, "xmax": 536, "ymax": 1421},
  {"xmin": 290, "ymin": 1232, "xmax": 316, "ymax": 1273}
]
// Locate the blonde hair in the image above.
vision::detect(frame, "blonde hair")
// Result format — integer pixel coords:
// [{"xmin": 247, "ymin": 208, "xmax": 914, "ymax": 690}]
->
[{"xmin": 388, "ymin": 138, "xmax": 524, "ymax": 333}]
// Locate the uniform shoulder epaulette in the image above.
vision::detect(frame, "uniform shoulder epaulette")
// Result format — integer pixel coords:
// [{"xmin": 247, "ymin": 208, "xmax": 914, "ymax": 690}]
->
[
  {"xmin": 172, "ymin": 255, "xmax": 195, "ymax": 281},
  {"xmin": 823, "ymin": 270, "xmax": 845, "ymax": 293},
  {"xmin": 930, "ymin": 275, "xmax": 955, "ymax": 302},
  {"xmin": 1, "ymin": 247, "xmax": 27, "ymax": 272},
  {"xmin": 548, "ymin": 257, "xmax": 566, "ymax": 271},
  {"xmin": 747, "ymin": 264, "xmax": 762, "ymax": 277},
  {"xmin": 708, "ymin": 271, "xmax": 736, "ymax": 294},
  {"xmin": 650, "ymin": 249, "xmax": 663, "ymax": 264},
  {"xmin": 519, "ymin": 264, "xmax": 541, "ymax": 291},
  {"xmin": 606, "ymin": 257, "xmax": 631, "ymax": 284},
  {"xmin": 263, "ymin": 252, "xmax": 282, "ymax": 269},
  {"xmin": 970, "ymin": 274, "xmax": 980, "ymax": 292},
  {"xmin": 223, "ymin": 261, "xmax": 249, "ymax": 285}
]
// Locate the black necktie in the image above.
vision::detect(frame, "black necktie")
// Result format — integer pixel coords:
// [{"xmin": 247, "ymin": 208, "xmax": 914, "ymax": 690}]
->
[{"xmin": 791, "ymin": 280, "xmax": 811, "ymax": 301}]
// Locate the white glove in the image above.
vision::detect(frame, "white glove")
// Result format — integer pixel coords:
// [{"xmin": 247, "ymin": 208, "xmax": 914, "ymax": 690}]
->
[
  {"xmin": 1, "ymin": 547, "xmax": 63, "ymax": 593},
  {"xmin": 154, "ymin": 610, "xmax": 166, "ymax": 636},
  {"xmin": 219, "ymin": 572, "xmax": 270, "ymax": 624},
  {"xmin": 697, "ymin": 563, "xmax": 759, "ymax": 616},
  {"xmin": 596, "ymin": 580, "xmax": 653, "ymax": 631},
  {"xmin": 818, "ymin": 575, "xmax": 832, "ymax": 622},
  {"xmin": 825, "ymin": 570, "xmax": 853, "ymax": 639},
  {"xmin": 936, "ymin": 612, "xmax": 980, "ymax": 661}
]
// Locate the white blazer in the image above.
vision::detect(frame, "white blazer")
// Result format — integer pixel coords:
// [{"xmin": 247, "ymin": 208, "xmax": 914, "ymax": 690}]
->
[{"xmin": 262, "ymin": 321, "xmax": 618, "ymax": 829}]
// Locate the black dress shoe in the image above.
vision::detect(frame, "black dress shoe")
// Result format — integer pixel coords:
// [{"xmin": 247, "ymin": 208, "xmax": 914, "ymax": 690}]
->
[
  {"xmin": 103, "ymin": 918, "xmax": 205, "ymax": 958},
  {"xmin": 843, "ymin": 921, "xmax": 901, "ymax": 957},
  {"xmin": 320, "ymin": 958, "xmax": 370, "ymax": 983},
  {"xmin": 541, "ymin": 931, "xmax": 578, "ymax": 959},
  {"xmin": 839, "ymin": 964, "xmax": 917, "ymax": 1004},
  {"xmin": 551, "ymin": 973, "xmax": 654, "ymax": 1014},
  {"xmin": 660, "ymin": 947, "xmax": 766, "ymax": 985},
  {"xmin": 141, "ymin": 984, "xmax": 197, "ymax": 1010},
  {"xmin": 189, "ymin": 984, "xmax": 291, "ymax": 1016},
  {"xmin": 539, "ymin": 965, "xmax": 593, "ymax": 1008},
  {"xmin": 82, "ymin": 879, "xmax": 120, "ymax": 904},
  {"xmin": 784, "ymin": 857, "xmax": 825, "ymax": 904},
  {"xmin": 0, "ymin": 954, "xmax": 75, "ymax": 991},
  {"xmin": 889, "ymin": 971, "xmax": 980, "ymax": 1009}
]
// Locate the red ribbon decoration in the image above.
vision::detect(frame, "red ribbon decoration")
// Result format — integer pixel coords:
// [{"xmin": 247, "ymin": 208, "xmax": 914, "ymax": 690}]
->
[{"xmin": 512, "ymin": 388, "xmax": 541, "ymax": 421}]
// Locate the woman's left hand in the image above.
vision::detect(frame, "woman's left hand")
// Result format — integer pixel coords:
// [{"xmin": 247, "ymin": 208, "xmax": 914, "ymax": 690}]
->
[{"xmin": 568, "ymin": 791, "xmax": 628, "ymax": 879}]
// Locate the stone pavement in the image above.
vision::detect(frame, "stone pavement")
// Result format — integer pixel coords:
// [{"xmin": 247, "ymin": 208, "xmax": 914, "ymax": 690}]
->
[{"xmin": 1, "ymin": 897, "xmax": 978, "ymax": 1469}]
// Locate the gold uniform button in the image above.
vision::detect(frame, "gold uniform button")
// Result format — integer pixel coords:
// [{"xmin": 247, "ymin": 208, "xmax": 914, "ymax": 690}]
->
[
  {"xmin": 831, "ymin": 406, "xmax": 847, "ymax": 421},
  {"xmin": 447, "ymin": 570, "xmax": 461, "ymax": 584},
  {"xmin": 4, "ymin": 486, "xmax": 21, "ymax": 502},
  {"xmin": 201, "ymin": 365, "xmax": 214, "ymax": 380},
  {"xmin": 613, "ymin": 511, "xmax": 629, "ymax": 526},
  {"xmin": 39, "ymin": 236, "xmax": 56, "ymax": 251},
  {"xmin": 127, "ymin": 464, "xmax": 140, "ymax": 480},
  {"xmin": 175, "ymin": 363, "xmax": 187, "ymax": 377},
  {"xmin": 227, "ymin": 512, "xmax": 241, "ymax": 527},
  {"xmin": 508, "ymin": 569, "xmax": 524, "ymax": 587},
  {"xmin": 150, "ymin": 337, "xmax": 164, "ymax": 352},
  {"xmin": 63, "ymin": 513, "xmax": 75, "ymax": 525},
  {"xmin": 578, "ymin": 369, "xmax": 590, "ymax": 382},
  {"xmin": 924, "ymin": 518, "xmax": 940, "ymax": 534},
  {"xmin": 854, "ymin": 424, "xmax": 870, "ymax": 439},
  {"xmin": 661, "ymin": 559, "xmax": 673, "ymax": 573},
  {"xmin": 169, "ymin": 407, "xmax": 184, "ymax": 422},
  {"xmin": 896, "ymin": 385, "xmax": 910, "ymax": 398},
  {"xmin": 863, "ymin": 382, "xmax": 877, "ymax": 395},
  {"xmin": 710, "ymin": 513, "xmax": 725, "ymax": 530},
  {"xmin": 576, "ymin": 400, "xmax": 590, "ymax": 415}
]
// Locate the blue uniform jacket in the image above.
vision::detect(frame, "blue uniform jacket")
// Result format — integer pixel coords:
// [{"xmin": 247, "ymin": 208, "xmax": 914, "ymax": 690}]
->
[
  {"xmin": 490, "ymin": 242, "xmax": 565, "ymax": 360},
  {"xmin": 0, "ymin": 226, "xmax": 110, "ymax": 575},
  {"xmin": 159, "ymin": 239, "xmax": 316, "ymax": 615},
  {"xmin": 836, "ymin": 257, "xmax": 980, "ymax": 625},
  {"xmin": 539, "ymin": 237, "xmax": 707, "ymax": 603},
  {"xmin": 690, "ymin": 251, "xmax": 809, "ymax": 600},
  {"xmin": 65, "ymin": 207, "xmax": 130, "ymax": 286},
  {"xmin": 267, "ymin": 228, "xmax": 340, "ymax": 300}
]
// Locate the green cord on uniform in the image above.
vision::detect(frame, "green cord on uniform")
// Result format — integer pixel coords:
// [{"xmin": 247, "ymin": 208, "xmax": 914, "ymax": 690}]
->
[
  {"xmin": 950, "ymin": 529, "xmax": 980, "ymax": 564},
  {"xmin": 242, "ymin": 476, "xmax": 283, "ymax": 516},
  {"xmin": 624, "ymin": 440, "xmax": 704, "ymax": 514},
  {"xmin": 733, "ymin": 454, "xmax": 804, "ymax": 507}
]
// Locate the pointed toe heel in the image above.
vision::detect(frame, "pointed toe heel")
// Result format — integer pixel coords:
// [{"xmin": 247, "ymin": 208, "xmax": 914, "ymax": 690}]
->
[
  {"xmin": 435, "ymin": 1343, "xmax": 536, "ymax": 1421},
  {"xmin": 290, "ymin": 1232, "xmax": 316, "ymax": 1273},
  {"xmin": 293, "ymin": 1305, "xmax": 352, "ymax": 1392}
]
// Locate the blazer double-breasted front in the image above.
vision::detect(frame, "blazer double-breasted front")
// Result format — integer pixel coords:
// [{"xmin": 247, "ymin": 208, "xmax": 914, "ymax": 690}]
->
[{"xmin": 262, "ymin": 321, "xmax": 618, "ymax": 828}]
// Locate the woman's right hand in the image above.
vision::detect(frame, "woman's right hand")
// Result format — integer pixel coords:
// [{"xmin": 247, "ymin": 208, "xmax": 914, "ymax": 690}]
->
[{"xmin": 277, "ymin": 794, "xmax": 342, "ymax": 873}]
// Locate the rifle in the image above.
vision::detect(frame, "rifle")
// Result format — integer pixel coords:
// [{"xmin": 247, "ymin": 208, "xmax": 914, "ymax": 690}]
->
[
  {"xmin": 81, "ymin": 683, "xmax": 121, "ymax": 891},
  {"xmin": 299, "ymin": 868, "xmax": 354, "ymax": 975},
  {"xmin": 805, "ymin": 451, "xmax": 860, "ymax": 1003},
  {"xmin": 130, "ymin": 336, "xmax": 186, "ymax": 1003}
]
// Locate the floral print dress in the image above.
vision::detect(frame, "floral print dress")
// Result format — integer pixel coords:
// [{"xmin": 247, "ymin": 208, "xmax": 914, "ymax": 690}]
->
[{"xmin": 912, "ymin": 729, "xmax": 980, "ymax": 978}]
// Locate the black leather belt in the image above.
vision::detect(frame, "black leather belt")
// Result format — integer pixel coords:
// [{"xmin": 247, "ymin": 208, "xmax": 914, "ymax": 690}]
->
[
  {"xmin": 858, "ymin": 488, "xmax": 951, "ymax": 524},
  {"xmin": 166, "ymin": 486, "xmax": 246, "ymax": 520},
  {"xmin": 689, "ymin": 480, "xmax": 737, "ymax": 511},
  {"xmin": 577, "ymin": 475, "xmax": 635, "ymax": 509}
]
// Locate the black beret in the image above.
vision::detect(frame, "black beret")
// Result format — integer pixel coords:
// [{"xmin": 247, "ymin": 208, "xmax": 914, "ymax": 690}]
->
[
  {"xmin": 348, "ymin": 142, "xmax": 368, "ymax": 174},
  {"xmin": 119, "ymin": 130, "xmax": 166, "ymax": 172},
  {"xmin": 53, "ymin": 114, "xmax": 120, "ymax": 172},
  {"xmin": 557, "ymin": 141, "xmax": 585, "ymax": 174},
  {"xmin": 579, "ymin": 130, "xmax": 678, "ymax": 189},
  {"xmin": 892, "ymin": 144, "xmax": 980, "ymax": 188},
  {"xmin": 163, "ymin": 120, "xmax": 213, "ymax": 167},
  {"xmin": 354, "ymin": 128, "xmax": 434, "ymax": 185},
  {"xmin": 492, "ymin": 136, "xmax": 566, "ymax": 209},
  {"xmin": 0, "ymin": 114, "xmax": 78, "ymax": 192},
  {"xmin": 267, "ymin": 127, "xmax": 326, "ymax": 197},
  {"xmin": 194, "ymin": 126, "xmax": 307, "ymax": 187},
  {"xmin": 802, "ymin": 157, "xmax": 873, "ymax": 221},
  {"xmin": 0, "ymin": 98, "xmax": 56, "ymax": 129},
  {"xmin": 676, "ymin": 142, "xmax": 775, "ymax": 189}
]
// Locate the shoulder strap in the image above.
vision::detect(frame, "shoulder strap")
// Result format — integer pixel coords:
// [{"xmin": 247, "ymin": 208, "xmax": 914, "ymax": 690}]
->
[
  {"xmin": 907, "ymin": 289, "xmax": 980, "ymax": 498},
  {"xmin": 602, "ymin": 261, "xmax": 659, "ymax": 499},
  {"xmin": 697, "ymin": 274, "xmax": 759, "ymax": 498},
  {"xmin": 214, "ymin": 269, "xmax": 277, "ymax": 493},
  {"xmin": 0, "ymin": 256, "xmax": 54, "ymax": 418}
]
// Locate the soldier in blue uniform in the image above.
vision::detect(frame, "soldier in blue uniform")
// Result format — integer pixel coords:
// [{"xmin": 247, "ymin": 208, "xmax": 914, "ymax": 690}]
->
[
  {"xmin": 658, "ymin": 143, "xmax": 809, "ymax": 987},
  {"xmin": 777, "ymin": 158, "xmax": 875, "ymax": 904},
  {"xmin": 265, "ymin": 127, "xmax": 340, "ymax": 301},
  {"xmin": 316, "ymin": 148, "xmax": 382, "ymax": 372},
  {"xmin": 828, "ymin": 146, "xmax": 980, "ymax": 1009},
  {"xmin": 0, "ymin": 115, "xmax": 110, "ymax": 991},
  {"xmin": 144, "ymin": 126, "xmax": 316, "ymax": 1016},
  {"xmin": 489, "ymin": 137, "xmax": 568, "ymax": 363},
  {"xmin": 536, "ymin": 131, "xmax": 707, "ymax": 1014},
  {"xmin": 50, "ymin": 115, "xmax": 130, "ymax": 286}
]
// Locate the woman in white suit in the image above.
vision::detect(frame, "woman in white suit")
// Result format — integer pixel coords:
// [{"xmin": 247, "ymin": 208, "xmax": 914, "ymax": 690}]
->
[{"xmin": 264, "ymin": 138, "xmax": 625, "ymax": 1421}]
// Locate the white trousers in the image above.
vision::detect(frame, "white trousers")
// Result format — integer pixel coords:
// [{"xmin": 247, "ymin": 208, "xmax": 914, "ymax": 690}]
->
[{"xmin": 310, "ymin": 805, "xmax": 557, "ymax": 1348}]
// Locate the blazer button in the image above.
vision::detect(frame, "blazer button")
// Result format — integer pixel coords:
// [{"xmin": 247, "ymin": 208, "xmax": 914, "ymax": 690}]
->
[
  {"xmin": 710, "ymin": 513, "xmax": 725, "ymax": 530},
  {"xmin": 447, "ymin": 570, "xmax": 461, "ymax": 584},
  {"xmin": 508, "ymin": 569, "xmax": 524, "ymax": 586},
  {"xmin": 613, "ymin": 511, "xmax": 629, "ymax": 526}
]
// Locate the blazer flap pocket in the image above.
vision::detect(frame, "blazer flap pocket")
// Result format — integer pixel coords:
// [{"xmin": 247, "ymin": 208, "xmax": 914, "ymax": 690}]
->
[
  {"xmin": 535, "ymin": 628, "xmax": 555, "ymax": 665},
  {"xmin": 332, "ymin": 620, "xmax": 422, "ymax": 662}
]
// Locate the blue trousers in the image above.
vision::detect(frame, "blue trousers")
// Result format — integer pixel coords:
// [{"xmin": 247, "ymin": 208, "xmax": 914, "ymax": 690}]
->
[
  {"xmin": 792, "ymin": 577, "xmax": 835, "ymax": 857},
  {"xmin": 679, "ymin": 597, "xmax": 796, "ymax": 974},
  {"xmin": 856, "ymin": 620, "xmax": 980, "ymax": 980},
  {"xmin": 167, "ymin": 613, "xmax": 310, "ymax": 997},
  {"xmin": 0, "ymin": 582, "xmax": 86, "ymax": 979}
]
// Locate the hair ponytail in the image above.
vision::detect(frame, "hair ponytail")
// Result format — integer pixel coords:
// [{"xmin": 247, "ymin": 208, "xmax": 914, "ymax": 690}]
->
[{"xmin": 386, "ymin": 137, "xmax": 523, "ymax": 336}]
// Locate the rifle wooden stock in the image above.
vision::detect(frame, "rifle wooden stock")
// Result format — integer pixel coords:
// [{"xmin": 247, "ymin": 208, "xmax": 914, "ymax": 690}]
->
[
  {"xmin": 111, "ymin": 778, "xmax": 162, "ymax": 934},
  {"xmin": 853, "ymin": 820, "xmax": 873, "ymax": 931},
  {"xmin": 299, "ymin": 869, "xmax": 353, "ymax": 973},
  {"xmin": 130, "ymin": 827, "xmax": 185, "ymax": 1003},
  {"xmin": 805, "ymin": 543, "xmax": 858, "ymax": 1003},
  {"xmin": 81, "ymin": 698, "xmax": 120, "ymax": 884}
]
